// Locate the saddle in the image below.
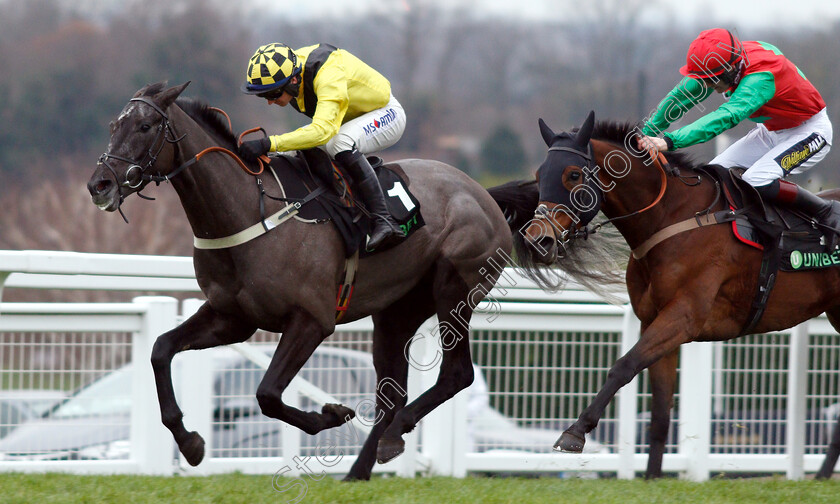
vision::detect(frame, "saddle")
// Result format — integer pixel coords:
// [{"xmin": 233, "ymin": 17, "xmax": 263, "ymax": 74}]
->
[
  {"xmin": 270, "ymin": 149, "xmax": 424, "ymax": 258},
  {"xmin": 695, "ymin": 164, "xmax": 838, "ymax": 335},
  {"xmin": 696, "ymin": 164, "xmax": 833, "ymax": 270}
]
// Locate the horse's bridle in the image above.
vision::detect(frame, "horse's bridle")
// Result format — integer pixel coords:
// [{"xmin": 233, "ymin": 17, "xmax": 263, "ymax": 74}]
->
[
  {"xmin": 98, "ymin": 97, "xmax": 186, "ymax": 191},
  {"xmin": 538, "ymin": 141, "xmax": 678, "ymax": 248},
  {"xmin": 535, "ymin": 141, "xmax": 603, "ymax": 244}
]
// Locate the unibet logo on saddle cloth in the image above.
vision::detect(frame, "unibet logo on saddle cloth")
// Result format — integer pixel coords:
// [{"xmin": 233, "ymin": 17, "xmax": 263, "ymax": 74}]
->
[{"xmin": 789, "ymin": 249, "xmax": 840, "ymax": 270}]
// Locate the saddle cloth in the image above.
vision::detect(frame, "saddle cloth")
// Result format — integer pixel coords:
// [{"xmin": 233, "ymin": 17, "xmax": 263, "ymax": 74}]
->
[
  {"xmin": 270, "ymin": 149, "xmax": 425, "ymax": 258},
  {"xmin": 696, "ymin": 164, "xmax": 837, "ymax": 272}
]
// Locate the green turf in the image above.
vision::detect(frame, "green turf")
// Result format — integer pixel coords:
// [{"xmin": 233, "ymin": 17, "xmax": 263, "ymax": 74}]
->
[{"xmin": 1, "ymin": 473, "xmax": 839, "ymax": 504}]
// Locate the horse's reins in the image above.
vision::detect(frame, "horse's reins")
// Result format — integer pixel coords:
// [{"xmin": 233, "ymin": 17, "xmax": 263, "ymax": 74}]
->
[
  {"xmin": 592, "ymin": 145, "xmax": 730, "ymax": 260},
  {"xmin": 551, "ymin": 142, "xmax": 724, "ymax": 260},
  {"xmin": 629, "ymin": 150, "xmax": 735, "ymax": 260},
  {"xmin": 135, "ymin": 105, "xmax": 269, "ymax": 184},
  {"xmin": 595, "ymin": 148, "xmax": 669, "ymax": 227},
  {"xmin": 101, "ymin": 97, "xmax": 267, "ymax": 182},
  {"xmin": 555, "ymin": 145, "xmax": 669, "ymax": 244},
  {"xmin": 98, "ymin": 98, "xmax": 271, "ymax": 222}
]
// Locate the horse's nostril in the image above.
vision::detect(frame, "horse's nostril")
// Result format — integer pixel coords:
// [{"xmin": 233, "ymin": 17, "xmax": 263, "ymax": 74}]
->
[
  {"xmin": 88, "ymin": 178, "xmax": 112, "ymax": 196},
  {"xmin": 537, "ymin": 236, "xmax": 556, "ymax": 252}
]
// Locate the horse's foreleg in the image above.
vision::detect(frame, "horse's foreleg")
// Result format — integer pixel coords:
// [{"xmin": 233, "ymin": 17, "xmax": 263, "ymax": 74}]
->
[
  {"xmin": 645, "ymin": 348, "xmax": 679, "ymax": 479},
  {"xmin": 150, "ymin": 302, "xmax": 256, "ymax": 466},
  {"xmin": 255, "ymin": 310, "xmax": 349, "ymax": 434},
  {"xmin": 375, "ymin": 260, "xmax": 475, "ymax": 464},
  {"xmin": 555, "ymin": 302, "xmax": 697, "ymax": 454},
  {"xmin": 344, "ymin": 281, "xmax": 434, "ymax": 481}
]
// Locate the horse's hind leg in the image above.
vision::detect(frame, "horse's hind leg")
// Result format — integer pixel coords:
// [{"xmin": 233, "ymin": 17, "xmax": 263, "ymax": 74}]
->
[
  {"xmin": 150, "ymin": 302, "xmax": 257, "ymax": 466},
  {"xmin": 375, "ymin": 259, "xmax": 476, "ymax": 464},
  {"xmin": 255, "ymin": 309, "xmax": 354, "ymax": 434},
  {"xmin": 816, "ymin": 308, "xmax": 840, "ymax": 478},
  {"xmin": 645, "ymin": 348, "xmax": 679, "ymax": 479},
  {"xmin": 817, "ymin": 417, "xmax": 840, "ymax": 479},
  {"xmin": 344, "ymin": 279, "xmax": 435, "ymax": 481}
]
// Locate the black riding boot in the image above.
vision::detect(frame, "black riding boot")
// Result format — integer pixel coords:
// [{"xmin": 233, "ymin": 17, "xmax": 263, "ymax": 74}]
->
[
  {"xmin": 758, "ymin": 179, "xmax": 840, "ymax": 250},
  {"xmin": 334, "ymin": 149, "xmax": 405, "ymax": 251}
]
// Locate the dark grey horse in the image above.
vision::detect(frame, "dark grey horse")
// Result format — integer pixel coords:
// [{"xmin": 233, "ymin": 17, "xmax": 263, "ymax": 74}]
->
[{"xmin": 87, "ymin": 82, "xmax": 512, "ymax": 480}]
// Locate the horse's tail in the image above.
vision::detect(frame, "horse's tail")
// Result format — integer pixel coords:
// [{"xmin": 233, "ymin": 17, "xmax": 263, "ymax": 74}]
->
[
  {"xmin": 486, "ymin": 179, "xmax": 564, "ymax": 290},
  {"xmin": 486, "ymin": 179, "xmax": 539, "ymax": 235},
  {"xmin": 486, "ymin": 179, "xmax": 628, "ymax": 298}
]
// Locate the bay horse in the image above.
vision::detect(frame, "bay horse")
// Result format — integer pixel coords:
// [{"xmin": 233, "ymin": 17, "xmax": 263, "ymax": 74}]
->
[
  {"xmin": 488, "ymin": 110, "xmax": 840, "ymax": 479},
  {"xmin": 87, "ymin": 82, "xmax": 512, "ymax": 480}
]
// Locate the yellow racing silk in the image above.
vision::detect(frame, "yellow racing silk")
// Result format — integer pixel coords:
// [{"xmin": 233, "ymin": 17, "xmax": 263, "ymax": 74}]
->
[{"xmin": 269, "ymin": 45, "xmax": 391, "ymax": 152}]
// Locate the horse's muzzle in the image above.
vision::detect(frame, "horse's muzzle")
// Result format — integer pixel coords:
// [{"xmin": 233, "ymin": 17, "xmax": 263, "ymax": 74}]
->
[
  {"xmin": 530, "ymin": 235, "xmax": 558, "ymax": 264},
  {"xmin": 87, "ymin": 176, "xmax": 119, "ymax": 212}
]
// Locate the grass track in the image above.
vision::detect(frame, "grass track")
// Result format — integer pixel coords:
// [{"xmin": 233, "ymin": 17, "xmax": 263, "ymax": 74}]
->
[{"xmin": 2, "ymin": 473, "xmax": 840, "ymax": 504}]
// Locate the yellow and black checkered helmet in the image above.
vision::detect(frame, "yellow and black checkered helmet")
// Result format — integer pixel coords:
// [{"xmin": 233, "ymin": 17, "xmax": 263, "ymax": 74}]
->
[{"xmin": 241, "ymin": 43, "xmax": 302, "ymax": 95}]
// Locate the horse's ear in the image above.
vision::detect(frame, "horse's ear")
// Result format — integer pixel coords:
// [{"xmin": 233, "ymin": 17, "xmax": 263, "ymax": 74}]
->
[
  {"xmin": 538, "ymin": 118, "xmax": 556, "ymax": 147},
  {"xmin": 575, "ymin": 110, "xmax": 595, "ymax": 146},
  {"xmin": 157, "ymin": 81, "xmax": 191, "ymax": 109},
  {"xmin": 133, "ymin": 82, "xmax": 156, "ymax": 98}
]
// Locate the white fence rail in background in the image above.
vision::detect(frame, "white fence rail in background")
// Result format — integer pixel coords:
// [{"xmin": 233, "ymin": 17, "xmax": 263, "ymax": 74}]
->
[{"xmin": 0, "ymin": 250, "xmax": 838, "ymax": 480}]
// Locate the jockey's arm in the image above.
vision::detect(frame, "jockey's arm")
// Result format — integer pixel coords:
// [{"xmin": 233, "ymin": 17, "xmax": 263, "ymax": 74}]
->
[
  {"xmin": 268, "ymin": 65, "xmax": 350, "ymax": 152},
  {"xmin": 662, "ymin": 72, "xmax": 775, "ymax": 150},
  {"xmin": 642, "ymin": 77, "xmax": 713, "ymax": 137}
]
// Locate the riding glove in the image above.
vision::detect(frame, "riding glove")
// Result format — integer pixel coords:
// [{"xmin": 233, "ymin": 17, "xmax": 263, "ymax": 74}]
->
[{"xmin": 239, "ymin": 138, "xmax": 271, "ymax": 162}]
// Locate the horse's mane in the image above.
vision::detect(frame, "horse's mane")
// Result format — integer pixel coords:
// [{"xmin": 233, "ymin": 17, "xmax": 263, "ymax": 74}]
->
[
  {"xmin": 590, "ymin": 120, "xmax": 700, "ymax": 172},
  {"xmin": 174, "ymin": 97, "xmax": 239, "ymax": 151}
]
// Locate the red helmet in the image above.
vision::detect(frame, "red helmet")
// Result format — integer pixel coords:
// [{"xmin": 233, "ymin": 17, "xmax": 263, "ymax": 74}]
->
[{"xmin": 680, "ymin": 28, "xmax": 744, "ymax": 82}]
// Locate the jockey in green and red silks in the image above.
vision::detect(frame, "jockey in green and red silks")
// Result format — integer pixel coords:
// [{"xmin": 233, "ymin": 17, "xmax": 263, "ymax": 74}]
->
[{"xmin": 639, "ymin": 28, "xmax": 840, "ymax": 249}]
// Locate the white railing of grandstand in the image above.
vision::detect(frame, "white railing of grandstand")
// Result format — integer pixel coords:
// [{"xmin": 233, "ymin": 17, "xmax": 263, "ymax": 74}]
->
[{"xmin": 0, "ymin": 250, "xmax": 835, "ymax": 480}]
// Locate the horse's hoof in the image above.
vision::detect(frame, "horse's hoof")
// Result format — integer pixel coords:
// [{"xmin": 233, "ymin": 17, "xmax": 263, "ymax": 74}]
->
[
  {"xmin": 341, "ymin": 472, "xmax": 370, "ymax": 482},
  {"xmin": 376, "ymin": 437, "xmax": 405, "ymax": 464},
  {"xmin": 322, "ymin": 403, "xmax": 356, "ymax": 428},
  {"xmin": 180, "ymin": 431, "xmax": 205, "ymax": 466},
  {"xmin": 553, "ymin": 430, "xmax": 585, "ymax": 453}
]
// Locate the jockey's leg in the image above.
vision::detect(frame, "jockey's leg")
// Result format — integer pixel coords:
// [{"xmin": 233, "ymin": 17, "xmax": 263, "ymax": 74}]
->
[
  {"xmin": 754, "ymin": 179, "xmax": 840, "ymax": 249},
  {"xmin": 325, "ymin": 94, "xmax": 408, "ymax": 251},
  {"xmin": 334, "ymin": 149, "xmax": 405, "ymax": 250},
  {"xmin": 743, "ymin": 117, "xmax": 836, "ymax": 248}
]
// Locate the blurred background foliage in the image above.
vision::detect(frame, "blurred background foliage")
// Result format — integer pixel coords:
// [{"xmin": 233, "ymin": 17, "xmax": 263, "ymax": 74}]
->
[{"xmin": 1, "ymin": 0, "xmax": 839, "ymax": 256}]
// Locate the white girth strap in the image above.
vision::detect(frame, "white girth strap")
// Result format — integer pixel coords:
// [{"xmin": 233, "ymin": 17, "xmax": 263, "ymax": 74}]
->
[{"xmin": 193, "ymin": 202, "xmax": 301, "ymax": 250}]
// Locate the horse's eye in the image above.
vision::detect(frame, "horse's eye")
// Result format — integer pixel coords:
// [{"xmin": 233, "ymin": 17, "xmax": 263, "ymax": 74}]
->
[
  {"xmin": 569, "ymin": 171, "xmax": 581, "ymax": 181},
  {"xmin": 140, "ymin": 123, "xmax": 152, "ymax": 132}
]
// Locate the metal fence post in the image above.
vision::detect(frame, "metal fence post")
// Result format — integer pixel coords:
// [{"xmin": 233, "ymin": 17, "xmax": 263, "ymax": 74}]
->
[
  {"xmin": 414, "ymin": 317, "xmax": 452, "ymax": 476},
  {"xmin": 678, "ymin": 341, "xmax": 713, "ymax": 481},
  {"xmin": 131, "ymin": 296, "xmax": 179, "ymax": 475},
  {"xmin": 398, "ymin": 318, "xmax": 436, "ymax": 478},
  {"xmin": 787, "ymin": 322, "xmax": 809, "ymax": 480},
  {"xmin": 617, "ymin": 305, "xmax": 641, "ymax": 479},
  {"xmin": 0, "ymin": 271, "xmax": 9, "ymax": 309},
  {"xmin": 449, "ymin": 388, "xmax": 469, "ymax": 478}
]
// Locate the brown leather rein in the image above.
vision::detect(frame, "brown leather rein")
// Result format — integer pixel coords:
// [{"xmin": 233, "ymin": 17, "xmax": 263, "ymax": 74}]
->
[
  {"xmin": 577, "ymin": 147, "xmax": 723, "ymax": 260},
  {"xmin": 137, "ymin": 104, "xmax": 269, "ymax": 186}
]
